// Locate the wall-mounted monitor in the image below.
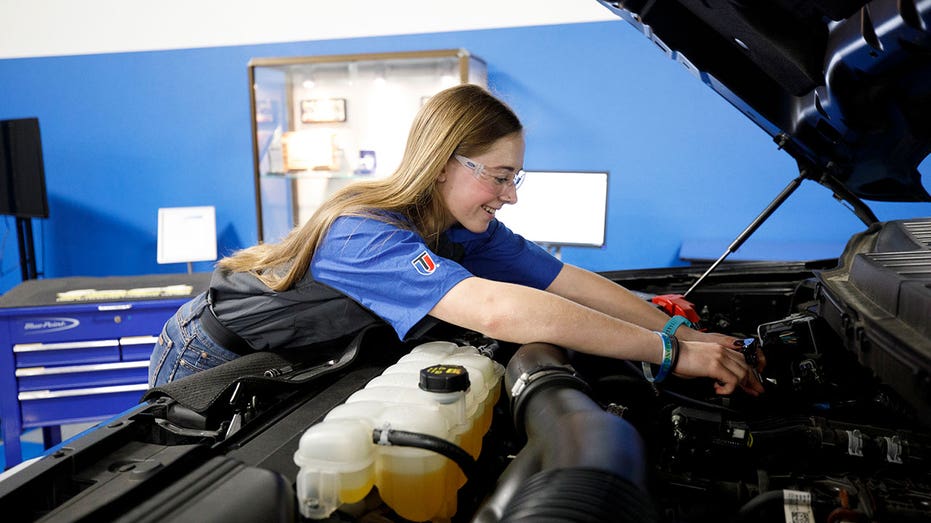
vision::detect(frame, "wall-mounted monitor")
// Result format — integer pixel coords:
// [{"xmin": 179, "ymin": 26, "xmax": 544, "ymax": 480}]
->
[
  {"xmin": 0, "ymin": 117, "xmax": 49, "ymax": 219},
  {"xmin": 495, "ymin": 170, "xmax": 608, "ymax": 248}
]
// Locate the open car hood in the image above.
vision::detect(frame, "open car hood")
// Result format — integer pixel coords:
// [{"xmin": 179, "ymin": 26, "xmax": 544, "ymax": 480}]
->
[{"xmin": 597, "ymin": 0, "xmax": 931, "ymax": 204}]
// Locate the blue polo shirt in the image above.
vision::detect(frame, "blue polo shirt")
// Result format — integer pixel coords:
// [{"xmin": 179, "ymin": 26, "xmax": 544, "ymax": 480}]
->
[{"xmin": 311, "ymin": 215, "xmax": 563, "ymax": 339}]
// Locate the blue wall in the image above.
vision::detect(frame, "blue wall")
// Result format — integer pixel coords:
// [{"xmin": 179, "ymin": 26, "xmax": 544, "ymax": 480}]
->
[{"xmin": 1, "ymin": 21, "xmax": 928, "ymax": 294}]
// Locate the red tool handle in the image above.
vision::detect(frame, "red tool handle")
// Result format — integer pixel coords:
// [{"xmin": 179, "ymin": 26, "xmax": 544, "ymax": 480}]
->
[{"xmin": 651, "ymin": 294, "xmax": 702, "ymax": 327}]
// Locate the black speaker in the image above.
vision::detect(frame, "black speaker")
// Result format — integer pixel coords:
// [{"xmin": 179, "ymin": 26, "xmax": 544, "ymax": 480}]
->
[{"xmin": 0, "ymin": 117, "xmax": 49, "ymax": 219}]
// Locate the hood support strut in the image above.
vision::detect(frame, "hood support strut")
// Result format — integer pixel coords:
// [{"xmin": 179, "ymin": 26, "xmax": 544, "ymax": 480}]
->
[
  {"xmin": 683, "ymin": 162, "xmax": 881, "ymax": 297},
  {"xmin": 683, "ymin": 173, "xmax": 806, "ymax": 297}
]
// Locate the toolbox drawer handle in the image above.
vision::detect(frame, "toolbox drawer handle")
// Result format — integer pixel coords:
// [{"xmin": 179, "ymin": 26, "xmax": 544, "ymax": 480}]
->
[
  {"xmin": 13, "ymin": 340, "xmax": 120, "ymax": 352},
  {"xmin": 120, "ymin": 335, "xmax": 159, "ymax": 346},
  {"xmin": 98, "ymin": 304, "xmax": 133, "ymax": 311},
  {"xmin": 15, "ymin": 360, "xmax": 149, "ymax": 377},
  {"xmin": 18, "ymin": 383, "xmax": 149, "ymax": 401}
]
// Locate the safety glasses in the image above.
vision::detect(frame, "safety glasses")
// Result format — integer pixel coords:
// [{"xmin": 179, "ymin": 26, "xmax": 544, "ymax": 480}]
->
[{"xmin": 454, "ymin": 155, "xmax": 526, "ymax": 194}]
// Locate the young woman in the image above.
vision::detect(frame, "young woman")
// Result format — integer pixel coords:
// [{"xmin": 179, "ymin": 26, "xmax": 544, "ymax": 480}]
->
[{"xmin": 149, "ymin": 84, "xmax": 764, "ymax": 396}]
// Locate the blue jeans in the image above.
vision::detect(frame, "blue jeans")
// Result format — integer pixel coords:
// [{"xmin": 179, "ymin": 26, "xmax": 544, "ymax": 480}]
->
[{"xmin": 149, "ymin": 291, "xmax": 240, "ymax": 387}]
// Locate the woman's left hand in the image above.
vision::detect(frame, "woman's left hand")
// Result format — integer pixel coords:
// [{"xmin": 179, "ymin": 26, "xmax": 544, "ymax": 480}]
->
[{"xmin": 685, "ymin": 330, "xmax": 767, "ymax": 374}]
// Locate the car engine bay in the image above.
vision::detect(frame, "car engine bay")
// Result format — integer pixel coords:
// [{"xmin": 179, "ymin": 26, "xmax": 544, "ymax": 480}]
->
[{"xmin": 3, "ymin": 220, "xmax": 930, "ymax": 523}]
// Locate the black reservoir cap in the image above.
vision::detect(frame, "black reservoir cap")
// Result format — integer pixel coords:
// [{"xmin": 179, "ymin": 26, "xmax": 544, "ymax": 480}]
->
[{"xmin": 420, "ymin": 364, "xmax": 470, "ymax": 393}]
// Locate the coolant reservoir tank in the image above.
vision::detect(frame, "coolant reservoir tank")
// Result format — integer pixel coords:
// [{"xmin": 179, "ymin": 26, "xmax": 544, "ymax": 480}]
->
[
  {"xmin": 293, "ymin": 418, "xmax": 376, "ymax": 519},
  {"xmin": 293, "ymin": 341, "xmax": 504, "ymax": 521}
]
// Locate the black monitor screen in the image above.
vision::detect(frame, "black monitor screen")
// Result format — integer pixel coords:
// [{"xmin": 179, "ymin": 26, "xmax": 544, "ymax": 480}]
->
[
  {"xmin": 495, "ymin": 170, "xmax": 608, "ymax": 248},
  {"xmin": 0, "ymin": 117, "xmax": 49, "ymax": 218}
]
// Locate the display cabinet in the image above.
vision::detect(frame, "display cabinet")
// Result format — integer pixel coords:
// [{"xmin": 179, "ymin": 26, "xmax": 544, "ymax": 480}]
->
[{"xmin": 248, "ymin": 49, "xmax": 487, "ymax": 242}]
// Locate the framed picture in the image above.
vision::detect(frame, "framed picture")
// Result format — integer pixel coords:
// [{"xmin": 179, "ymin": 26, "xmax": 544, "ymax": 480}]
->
[{"xmin": 300, "ymin": 98, "xmax": 347, "ymax": 123}]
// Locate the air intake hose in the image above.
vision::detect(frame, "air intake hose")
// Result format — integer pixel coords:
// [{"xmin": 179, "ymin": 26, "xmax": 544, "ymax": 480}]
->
[{"xmin": 473, "ymin": 342, "xmax": 657, "ymax": 523}]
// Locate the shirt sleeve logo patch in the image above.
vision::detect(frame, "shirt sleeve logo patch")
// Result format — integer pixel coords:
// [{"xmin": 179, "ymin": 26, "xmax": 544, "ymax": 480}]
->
[{"xmin": 411, "ymin": 251, "xmax": 437, "ymax": 275}]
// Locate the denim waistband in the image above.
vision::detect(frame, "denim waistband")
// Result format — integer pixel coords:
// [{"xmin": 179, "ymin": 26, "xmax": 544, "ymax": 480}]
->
[{"xmin": 201, "ymin": 289, "xmax": 254, "ymax": 356}]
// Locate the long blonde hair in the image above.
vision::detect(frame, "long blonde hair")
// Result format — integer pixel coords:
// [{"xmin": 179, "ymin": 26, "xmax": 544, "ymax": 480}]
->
[{"xmin": 219, "ymin": 84, "xmax": 523, "ymax": 291}]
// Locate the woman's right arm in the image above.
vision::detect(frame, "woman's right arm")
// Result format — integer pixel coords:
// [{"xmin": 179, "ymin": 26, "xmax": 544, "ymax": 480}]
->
[{"xmin": 428, "ymin": 276, "xmax": 763, "ymax": 396}]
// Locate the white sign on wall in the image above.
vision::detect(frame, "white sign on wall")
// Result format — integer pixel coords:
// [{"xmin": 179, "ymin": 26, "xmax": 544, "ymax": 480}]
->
[{"xmin": 157, "ymin": 206, "xmax": 218, "ymax": 265}]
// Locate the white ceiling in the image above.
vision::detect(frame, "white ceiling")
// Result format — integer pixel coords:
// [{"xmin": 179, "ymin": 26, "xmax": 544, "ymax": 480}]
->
[{"xmin": 0, "ymin": 0, "xmax": 617, "ymax": 60}]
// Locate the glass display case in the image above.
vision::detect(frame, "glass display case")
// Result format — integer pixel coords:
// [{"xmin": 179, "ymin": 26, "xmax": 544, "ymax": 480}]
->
[{"xmin": 248, "ymin": 49, "xmax": 488, "ymax": 242}]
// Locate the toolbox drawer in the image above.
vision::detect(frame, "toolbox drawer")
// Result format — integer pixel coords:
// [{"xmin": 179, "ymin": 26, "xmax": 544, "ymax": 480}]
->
[
  {"xmin": 19, "ymin": 384, "xmax": 150, "ymax": 427},
  {"xmin": 16, "ymin": 361, "xmax": 149, "ymax": 391},
  {"xmin": 13, "ymin": 340, "xmax": 121, "ymax": 367},
  {"xmin": 5, "ymin": 301, "xmax": 182, "ymax": 345},
  {"xmin": 120, "ymin": 335, "xmax": 159, "ymax": 361}
]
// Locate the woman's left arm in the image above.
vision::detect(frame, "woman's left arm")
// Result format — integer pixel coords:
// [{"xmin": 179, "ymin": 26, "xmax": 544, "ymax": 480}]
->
[{"xmin": 545, "ymin": 264, "xmax": 743, "ymax": 349}]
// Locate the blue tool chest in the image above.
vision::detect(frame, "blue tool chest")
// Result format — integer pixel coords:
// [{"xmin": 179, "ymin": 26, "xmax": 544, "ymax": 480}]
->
[{"xmin": 0, "ymin": 273, "xmax": 210, "ymax": 469}]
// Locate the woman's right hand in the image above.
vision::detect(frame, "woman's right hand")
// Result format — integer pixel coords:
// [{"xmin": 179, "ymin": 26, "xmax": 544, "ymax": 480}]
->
[{"xmin": 673, "ymin": 339, "xmax": 765, "ymax": 396}]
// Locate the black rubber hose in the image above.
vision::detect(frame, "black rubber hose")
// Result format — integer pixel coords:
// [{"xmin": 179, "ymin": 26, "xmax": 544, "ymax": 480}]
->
[
  {"xmin": 474, "ymin": 343, "xmax": 656, "ymax": 522},
  {"xmin": 505, "ymin": 343, "xmax": 649, "ymax": 490},
  {"xmin": 504, "ymin": 343, "xmax": 591, "ymax": 440},
  {"xmin": 500, "ymin": 467, "xmax": 657, "ymax": 523},
  {"xmin": 372, "ymin": 427, "xmax": 477, "ymax": 482},
  {"xmin": 733, "ymin": 490, "xmax": 791, "ymax": 522}
]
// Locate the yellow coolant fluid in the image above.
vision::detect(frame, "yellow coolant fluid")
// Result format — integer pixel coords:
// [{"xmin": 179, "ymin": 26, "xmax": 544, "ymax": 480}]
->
[
  {"xmin": 292, "ymin": 418, "xmax": 376, "ymax": 519},
  {"xmin": 374, "ymin": 403, "xmax": 457, "ymax": 522}
]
